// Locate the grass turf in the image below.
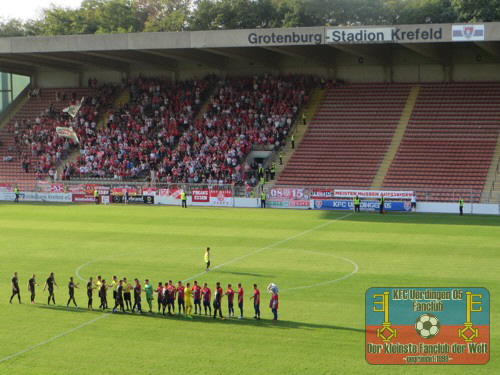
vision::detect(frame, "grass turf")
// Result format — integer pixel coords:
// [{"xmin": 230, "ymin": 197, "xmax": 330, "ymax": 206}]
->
[{"xmin": 0, "ymin": 204, "xmax": 498, "ymax": 374}]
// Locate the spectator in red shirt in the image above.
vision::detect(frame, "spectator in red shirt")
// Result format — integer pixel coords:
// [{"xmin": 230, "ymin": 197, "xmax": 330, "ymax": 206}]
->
[{"xmin": 250, "ymin": 283, "xmax": 260, "ymax": 320}]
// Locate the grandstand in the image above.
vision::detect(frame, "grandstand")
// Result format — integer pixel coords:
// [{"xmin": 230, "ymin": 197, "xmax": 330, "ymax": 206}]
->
[{"xmin": 1, "ymin": 23, "xmax": 500, "ymax": 204}]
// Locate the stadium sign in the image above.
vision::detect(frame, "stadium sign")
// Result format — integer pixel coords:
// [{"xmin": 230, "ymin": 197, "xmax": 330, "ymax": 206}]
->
[
  {"xmin": 452, "ymin": 25, "xmax": 485, "ymax": 41},
  {"xmin": 312, "ymin": 200, "xmax": 410, "ymax": 212},
  {"xmin": 326, "ymin": 26, "xmax": 443, "ymax": 44},
  {"xmin": 248, "ymin": 31, "xmax": 323, "ymax": 45},
  {"xmin": 366, "ymin": 287, "xmax": 490, "ymax": 365},
  {"xmin": 334, "ymin": 190, "xmax": 413, "ymax": 199}
]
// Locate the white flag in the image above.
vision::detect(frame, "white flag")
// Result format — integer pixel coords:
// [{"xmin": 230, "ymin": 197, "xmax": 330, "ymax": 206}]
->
[
  {"xmin": 56, "ymin": 126, "xmax": 80, "ymax": 144},
  {"xmin": 62, "ymin": 97, "xmax": 84, "ymax": 118}
]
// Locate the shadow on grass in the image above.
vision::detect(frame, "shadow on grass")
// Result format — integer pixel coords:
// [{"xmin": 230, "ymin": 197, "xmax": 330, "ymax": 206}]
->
[
  {"xmin": 322, "ymin": 211, "xmax": 500, "ymax": 227},
  {"xmin": 215, "ymin": 270, "xmax": 275, "ymax": 278},
  {"xmin": 33, "ymin": 304, "xmax": 366, "ymax": 333}
]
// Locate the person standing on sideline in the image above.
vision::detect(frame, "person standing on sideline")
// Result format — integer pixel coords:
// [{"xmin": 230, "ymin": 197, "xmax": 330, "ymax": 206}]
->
[
  {"xmin": 67, "ymin": 276, "xmax": 78, "ymax": 307},
  {"xmin": 184, "ymin": 282, "xmax": 193, "ymax": 319},
  {"xmin": 125, "ymin": 190, "xmax": 129, "ymax": 205},
  {"xmin": 269, "ymin": 290, "xmax": 279, "ymax": 321},
  {"xmin": 291, "ymin": 133, "xmax": 295, "ymax": 149},
  {"xmin": 353, "ymin": 195, "xmax": 360, "ymax": 213},
  {"xmin": 205, "ymin": 247, "xmax": 211, "ymax": 271},
  {"xmin": 379, "ymin": 195, "xmax": 385, "ymax": 214},
  {"xmin": 93, "ymin": 189, "xmax": 99, "ymax": 204},
  {"xmin": 87, "ymin": 277, "xmax": 95, "ymax": 310},
  {"xmin": 14, "ymin": 187, "xmax": 20, "ymax": 203},
  {"xmin": 112, "ymin": 280, "xmax": 125, "ymax": 313},
  {"xmin": 411, "ymin": 194, "xmax": 417, "ymax": 212},
  {"xmin": 44, "ymin": 272, "xmax": 57, "ymax": 305},
  {"xmin": 279, "ymin": 150, "xmax": 283, "ymax": 165},
  {"xmin": 225, "ymin": 284, "xmax": 235, "ymax": 317},
  {"xmin": 144, "ymin": 279, "xmax": 153, "ymax": 313},
  {"xmin": 28, "ymin": 274, "xmax": 38, "ymax": 304},
  {"xmin": 213, "ymin": 282, "xmax": 225, "ymax": 319},
  {"xmin": 302, "ymin": 112, "xmax": 306, "ymax": 125},
  {"xmin": 237, "ymin": 283, "xmax": 244, "ymax": 319},
  {"xmin": 132, "ymin": 279, "xmax": 142, "ymax": 314},
  {"xmin": 459, "ymin": 198, "xmax": 464, "ymax": 216},
  {"xmin": 250, "ymin": 284, "xmax": 261, "ymax": 320},
  {"xmin": 261, "ymin": 190, "xmax": 266, "ymax": 208},
  {"xmin": 181, "ymin": 191, "xmax": 187, "ymax": 208},
  {"xmin": 192, "ymin": 281, "xmax": 202, "ymax": 314},
  {"xmin": 9, "ymin": 272, "xmax": 21, "ymax": 304},
  {"xmin": 176, "ymin": 281, "xmax": 185, "ymax": 315}
]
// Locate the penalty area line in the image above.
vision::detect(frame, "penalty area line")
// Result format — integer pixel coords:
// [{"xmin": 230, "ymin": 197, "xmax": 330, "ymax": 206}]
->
[{"xmin": 0, "ymin": 314, "xmax": 109, "ymax": 365}]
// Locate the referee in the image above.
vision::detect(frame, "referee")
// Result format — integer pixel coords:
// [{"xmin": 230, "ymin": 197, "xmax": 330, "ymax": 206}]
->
[{"xmin": 205, "ymin": 247, "xmax": 211, "ymax": 271}]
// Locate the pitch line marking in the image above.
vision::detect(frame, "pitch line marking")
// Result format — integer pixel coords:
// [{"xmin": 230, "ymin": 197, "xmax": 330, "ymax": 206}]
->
[
  {"xmin": 1, "ymin": 213, "xmax": 353, "ymax": 364},
  {"xmin": 280, "ymin": 250, "xmax": 359, "ymax": 291},
  {"xmin": 0, "ymin": 314, "xmax": 108, "ymax": 365},
  {"xmin": 185, "ymin": 212, "xmax": 354, "ymax": 281}
]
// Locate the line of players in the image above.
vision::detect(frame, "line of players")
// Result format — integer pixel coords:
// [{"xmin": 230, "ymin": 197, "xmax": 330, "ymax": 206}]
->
[{"xmin": 9, "ymin": 272, "xmax": 279, "ymax": 321}]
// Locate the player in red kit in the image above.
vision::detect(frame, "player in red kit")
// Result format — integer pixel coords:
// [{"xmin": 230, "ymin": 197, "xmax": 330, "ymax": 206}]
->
[
  {"xmin": 192, "ymin": 281, "xmax": 202, "ymax": 315},
  {"xmin": 176, "ymin": 281, "xmax": 185, "ymax": 315},
  {"xmin": 225, "ymin": 284, "xmax": 235, "ymax": 317},
  {"xmin": 270, "ymin": 291, "xmax": 279, "ymax": 321},
  {"xmin": 202, "ymin": 283, "xmax": 212, "ymax": 315},
  {"xmin": 250, "ymin": 284, "xmax": 260, "ymax": 320},
  {"xmin": 155, "ymin": 282, "xmax": 164, "ymax": 314},
  {"xmin": 166, "ymin": 280, "xmax": 176, "ymax": 315},
  {"xmin": 237, "ymin": 283, "xmax": 244, "ymax": 319}
]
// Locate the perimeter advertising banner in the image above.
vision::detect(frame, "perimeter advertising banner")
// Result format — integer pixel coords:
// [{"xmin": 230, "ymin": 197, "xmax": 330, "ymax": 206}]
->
[
  {"xmin": 366, "ymin": 287, "xmax": 489, "ymax": 365},
  {"xmin": 192, "ymin": 189, "xmax": 210, "ymax": 202},
  {"xmin": 334, "ymin": 190, "xmax": 413, "ymax": 199},
  {"xmin": 210, "ymin": 190, "xmax": 233, "ymax": 206},
  {"xmin": 313, "ymin": 200, "xmax": 411, "ymax": 212}
]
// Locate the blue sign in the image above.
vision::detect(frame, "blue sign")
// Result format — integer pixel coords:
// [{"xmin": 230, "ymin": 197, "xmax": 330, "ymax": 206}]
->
[{"xmin": 313, "ymin": 200, "xmax": 411, "ymax": 212}]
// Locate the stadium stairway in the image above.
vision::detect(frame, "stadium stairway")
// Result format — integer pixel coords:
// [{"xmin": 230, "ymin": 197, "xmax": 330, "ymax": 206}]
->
[
  {"xmin": 264, "ymin": 88, "xmax": 325, "ymax": 189},
  {"xmin": 481, "ymin": 132, "xmax": 500, "ymax": 203},
  {"xmin": 371, "ymin": 86, "xmax": 420, "ymax": 189}
]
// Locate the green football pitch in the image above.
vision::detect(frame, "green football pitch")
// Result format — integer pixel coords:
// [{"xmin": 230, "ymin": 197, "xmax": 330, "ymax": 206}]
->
[{"xmin": 0, "ymin": 204, "xmax": 498, "ymax": 374}]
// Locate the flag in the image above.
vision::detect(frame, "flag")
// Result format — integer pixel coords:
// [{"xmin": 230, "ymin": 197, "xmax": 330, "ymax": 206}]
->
[
  {"xmin": 62, "ymin": 97, "xmax": 84, "ymax": 118},
  {"xmin": 56, "ymin": 126, "xmax": 80, "ymax": 144}
]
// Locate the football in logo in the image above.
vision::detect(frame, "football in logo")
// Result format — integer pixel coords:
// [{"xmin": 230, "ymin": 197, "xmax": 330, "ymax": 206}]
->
[
  {"xmin": 415, "ymin": 313, "xmax": 440, "ymax": 339},
  {"xmin": 463, "ymin": 26, "xmax": 474, "ymax": 38}
]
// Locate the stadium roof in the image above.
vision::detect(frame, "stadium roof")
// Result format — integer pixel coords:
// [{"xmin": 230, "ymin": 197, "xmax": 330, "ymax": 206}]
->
[{"xmin": 0, "ymin": 22, "xmax": 499, "ymax": 75}]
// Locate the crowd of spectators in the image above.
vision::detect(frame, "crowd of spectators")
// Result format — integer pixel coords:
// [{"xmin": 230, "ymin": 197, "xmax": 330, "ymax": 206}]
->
[
  {"xmin": 11, "ymin": 85, "xmax": 116, "ymax": 180},
  {"xmin": 9, "ymin": 74, "xmax": 312, "ymax": 185}
]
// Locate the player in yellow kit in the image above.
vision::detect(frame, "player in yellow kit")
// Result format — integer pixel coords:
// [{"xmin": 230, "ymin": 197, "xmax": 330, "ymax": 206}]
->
[{"xmin": 184, "ymin": 282, "xmax": 193, "ymax": 319}]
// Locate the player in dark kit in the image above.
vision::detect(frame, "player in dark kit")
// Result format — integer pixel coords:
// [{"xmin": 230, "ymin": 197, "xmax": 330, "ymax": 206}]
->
[
  {"xmin": 213, "ymin": 282, "xmax": 224, "ymax": 319},
  {"xmin": 202, "ymin": 283, "xmax": 212, "ymax": 315},
  {"xmin": 192, "ymin": 281, "xmax": 202, "ymax": 315},
  {"xmin": 165, "ymin": 280, "xmax": 176, "ymax": 315},
  {"xmin": 177, "ymin": 281, "xmax": 185, "ymax": 315},
  {"xmin": 123, "ymin": 277, "xmax": 132, "ymax": 311},
  {"xmin": 112, "ymin": 280, "xmax": 125, "ymax": 313},
  {"xmin": 156, "ymin": 282, "xmax": 164, "ymax": 314},
  {"xmin": 43, "ymin": 272, "xmax": 58, "ymax": 305},
  {"xmin": 237, "ymin": 283, "xmax": 244, "ymax": 319},
  {"xmin": 99, "ymin": 279, "xmax": 109, "ymax": 309},
  {"xmin": 27, "ymin": 274, "xmax": 38, "ymax": 304},
  {"xmin": 132, "ymin": 279, "xmax": 142, "ymax": 314},
  {"xmin": 9, "ymin": 272, "xmax": 21, "ymax": 304},
  {"xmin": 67, "ymin": 277, "xmax": 78, "ymax": 307},
  {"xmin": 87, "ymin": 277, "xmax": 95, "ymax": 310}
]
